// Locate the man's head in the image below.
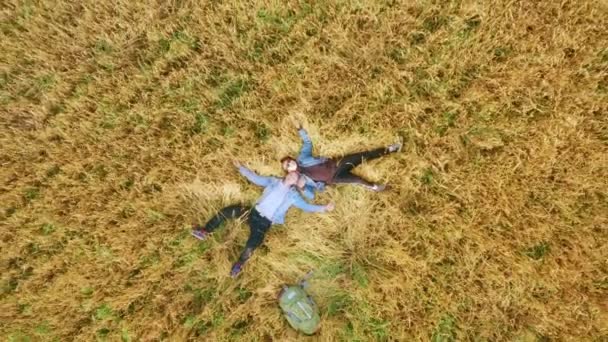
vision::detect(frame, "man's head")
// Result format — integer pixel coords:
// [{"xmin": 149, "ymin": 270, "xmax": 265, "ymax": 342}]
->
[
  {"xmin": 283, "ymin": 171, "xmax": 300, "ymax": 186},
  {"xmin": 281, "ymin": 157, "xmax": 298, "ymax": 172}
]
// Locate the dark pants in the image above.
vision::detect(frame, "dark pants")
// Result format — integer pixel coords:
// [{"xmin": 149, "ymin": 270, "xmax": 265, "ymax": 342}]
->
[
  {"xmin": 331, "ymin": 147, "xmax": 391, "ymax": 187},
  {"xmin": 203, "ymin": 204, "xmax": 272, "ymax": 265}
]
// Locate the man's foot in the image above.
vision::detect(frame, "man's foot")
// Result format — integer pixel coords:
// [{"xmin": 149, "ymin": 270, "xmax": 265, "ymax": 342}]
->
[
  {"xmin": 369, "ymin": 184, "xmax": 387, "ymax": 192},
  {"xmin": 191, "ymin": 227, "xmax": 210, "ymax": 240},
  {"xmin": 387, "ymin": 142, "xmax": 402, "ymax": 153},
  {"xmin": 230, "ymin": 263, "xmax": 243, "ymax": 278}
]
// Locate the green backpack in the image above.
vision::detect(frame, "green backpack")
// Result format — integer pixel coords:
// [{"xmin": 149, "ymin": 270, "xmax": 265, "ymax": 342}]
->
[{"xmin": 278, "ymin": 273, "xmax": 320, "ymax": 335}]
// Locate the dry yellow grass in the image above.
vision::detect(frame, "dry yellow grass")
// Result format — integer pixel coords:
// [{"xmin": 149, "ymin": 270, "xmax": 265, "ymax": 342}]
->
[{"xmin": 1, "ymin": 0, "xmax": 607, "ymax": 341}]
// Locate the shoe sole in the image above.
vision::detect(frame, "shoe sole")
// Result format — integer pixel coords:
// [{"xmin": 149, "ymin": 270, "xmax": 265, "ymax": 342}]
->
[{"xmin": 191, "ymin": 231, "xmax": 207, "ymax": 240}]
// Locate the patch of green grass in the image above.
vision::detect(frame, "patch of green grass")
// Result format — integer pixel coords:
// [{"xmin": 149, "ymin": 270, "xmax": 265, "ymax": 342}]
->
[
  {"xmin": 222, "ymin": 125, "xmax": 235, "ymax": 137},
  {"xmin": 18, "ymin": 303, "xmax": 32, "ymax": 315},
  {"xmin": 94, "ymin": 39, "xmax": 113, "ymax": 54},
  {"xmin": 190, "ymin": 112, "xmax": 208, "ymax": 134},
  {"xmin": 256, "ymin": 8, "xmax": 298, "ymax": 33},
  {"xmin": 193, "ymin": 320, "xmax": 211, "ymax": 336},
  {"xmin": 126, "ymin": 112, "xmax": 148, "ymax": 128},
  {"xmin": 431, "ymin": 314, "xmax": 457, "ymax": 342},
  {"xmin": 92, "ymin": 164, "xmax": 109, "ymax": 179},
  {"xmin": 320, "ymin": 260, "xmax": 345, "ymax": 279},
  {"xmin": 34, "ymin": 321, "xmax": 51, "ymax": 336},
  {"xmin": 237, "ymin": 287, "xmax": 253, "ymax": 302},
  {"xmin": 171, "ymin": 30, "xmax": 200, "ymax": 50},
  {"xmin": 327, "ymin": 292, "xmax": 352, "ymax": 317},
  {"xmin": 388, "ymin": 47, "xmax": 407, "ymax": 64},
  {"xmin": 120, "ymin": 178, "xmax": 134, "ymax": 190},
  {"xmin": 146, "ymin": 209, "xmax": 165, "ymax": 223},
  {"xmin": 191, "ymin": 287, "xmax": 215, "ymax": 313},
  {"xmin": 212, "ymin": 311, "xmax": 224, "ymax": 328},
  {"xmin": 341, "ymin": 321, "xmax": 361, "ymax": 342},
  {"xmin": 168, "ymin": 228, "xmax": 191, "ymax": 248},
  {"xmin": 175, "ymin": 250, "xmax": 198, "ymax": 267},
  {"xmin": 254, "ymin": 122, "xmax": 270, "ymax": 141},
  {"xmin": 40, "ymin": 223, "xmax": 56, "ymax": 235},
  {"xmin": 436, "ymin": 112, "xmax": 458, "ymax": 136},
  {"xmin": 175, "ymin": 237, "xmax": 211, "ymax": 268},
  {"xmin": 46, "ymin": 165, "xmax": 61, "ymax": 178},
  {"xmin": 410, "ymin": 31, "xmax": 427, "ymax": 45},
  {"xmin": 524, "ymin": 242, "xmax": 550, "ymax": 260},
  {"xmin": 81, "ymin": 286, "xmax": 94, "ymax": 297},
  {"xmin": 120, "ymin": 203, "xmax": 137, "ymax": 219},
  {"xmin": 422, "ymin": 15, "xmax": 450, "ymax": 33},
  {"xmin": 25, "ymin": 242, "xmax": 40, "ymax": 255},
  {"xmin": 216, "ymin": 79, "xmax": 250, "ymax": 109},
  {"xmin": 421, "ymin": 168, "xmax": 435, "ymax": 185},
  {"xmin": 369, "ymin": 318, "xmax": 390, "ymax": 341},
  {"xmin": 230, "ymin": 319, "xmax": 251, "ymax": 337},
  {"xmin": 36, "ymin": 74, "xmax": 55, "ymax": 91},
  {"xmin": 99, "ymin": 105, "xmax": 119, "ymax": 129},
  {"xmin": 410, "ymin": 68, "xmax": 437, "ymax": 99},
  {"xmin": 95, "ymin": 304, "xmax": 114, "ymax": 320},
  {"xmin": 23, "ymin": 187, "xmax": 40, "ymax": 202},
  {"xmin": 97, "ymin": 327, "xmax": 111, "ymax": 339},
  {"xmin": 158, "ymin": 38, "xmax": 171, "ymax": 55},
  {"xmin": 8, "ymin": 331, "xmax": 31, "ymax": 342},
  {"xmin": 183, "ymin": 315, "xmax": 197, "ymax": 328},
  {"xmin": 458, "ymin": 15, "xmax": 481, "ymax": 39},
  {"xmin": 351, "ymin": 262, "xmax": 369, "ymax": 288},
  {"xmin": 593, "ymin": 277, "xmax": 608, "ymax": 290}
]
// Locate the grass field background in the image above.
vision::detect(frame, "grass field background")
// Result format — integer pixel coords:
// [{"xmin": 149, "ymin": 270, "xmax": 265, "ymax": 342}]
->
[{"xmin": 1, "ymin": 0, "xmax": 607, "ymax": 341}]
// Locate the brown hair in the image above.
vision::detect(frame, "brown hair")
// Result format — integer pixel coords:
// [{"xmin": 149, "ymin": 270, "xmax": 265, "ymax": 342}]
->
[{"xmin": 280, "ymin": 156, "xmax": 295, "ymax": 164}]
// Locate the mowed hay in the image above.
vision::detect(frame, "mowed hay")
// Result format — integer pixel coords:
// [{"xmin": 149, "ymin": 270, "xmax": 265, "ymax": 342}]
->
[{"xmin": 1, "ymin": 0, "xmax": 607, "ymax": 340}]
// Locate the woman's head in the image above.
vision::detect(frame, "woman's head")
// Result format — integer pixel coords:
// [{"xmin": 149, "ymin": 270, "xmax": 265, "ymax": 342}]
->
[{"xmin": 281, "ymin": 157, "xmax": 298, "ymax": 172}]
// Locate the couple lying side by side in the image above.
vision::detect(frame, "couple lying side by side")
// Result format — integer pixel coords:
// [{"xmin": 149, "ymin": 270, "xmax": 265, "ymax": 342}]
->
[{"xmin": 192, "ymin": 126, "xmax": 401, "ymax": 277}]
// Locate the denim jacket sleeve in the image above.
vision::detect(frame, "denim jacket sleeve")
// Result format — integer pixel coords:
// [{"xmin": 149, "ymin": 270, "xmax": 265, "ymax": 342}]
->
[
  {"xmin": 292, "ymin": 193, "xmax": 327, "ymax": 213},
  {"xmin": 237, "ymin": 166, "xmax": 273, "ymax": 187},
  {"xmin": 300, "ymin": 184, "xmax": 316, "ymax": 200},
  {"xmin": 297, "ymin": 128, "xmax": 314, "ymax": 161}
]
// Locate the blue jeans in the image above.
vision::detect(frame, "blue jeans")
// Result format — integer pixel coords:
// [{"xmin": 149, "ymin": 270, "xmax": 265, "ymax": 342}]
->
[{"xmin": 203, "ymin": 205, "xmax": 272, "ymax": 265}]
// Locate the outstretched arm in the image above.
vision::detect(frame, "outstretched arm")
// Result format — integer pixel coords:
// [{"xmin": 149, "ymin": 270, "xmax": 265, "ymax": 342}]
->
[
  {"xmin": 234, "ymin": 162, "xmax": 273, "ymax": 187},
  {"xmin": 297, "ymin": 128, "xmax": 314, "ymax": 160},
  {"xmin": 292, "ymin": 195, "xmax": 334, "ymax": 213}
]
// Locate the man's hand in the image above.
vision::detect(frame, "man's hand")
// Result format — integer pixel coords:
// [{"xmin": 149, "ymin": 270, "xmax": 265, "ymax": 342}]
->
[
  {"xmin": 325, "ymin": 203, "xmax": 335, "ymax": 212},
  {"xmin": 293, "ymin": 119, "xmax": 303, "ymax": 130},
  {"xmin": 233, "ymin": 160, "xmax": 242, "ymax": 168}
]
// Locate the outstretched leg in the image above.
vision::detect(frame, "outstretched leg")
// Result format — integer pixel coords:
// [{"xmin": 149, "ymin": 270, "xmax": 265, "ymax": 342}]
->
[
  {"xmin": 192, "ymin": 204, "xmax": 250, "ymax": 240},
  {"xmin": 230, "ymin": 209, "xmax": 273, "ymax": 277},
  {"xmin": 332, "ymin": 171, "xmax": 386, "ymax": 191},
  {"xmin": 335, "ymin": 143, "xmax": 400, "ymax": 175}
]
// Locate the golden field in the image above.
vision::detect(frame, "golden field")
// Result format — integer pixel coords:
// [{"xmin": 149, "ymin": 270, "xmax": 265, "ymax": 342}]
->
[{"xmin": 1, "ymin": 0, "xmax": 607, "ymax": 340}]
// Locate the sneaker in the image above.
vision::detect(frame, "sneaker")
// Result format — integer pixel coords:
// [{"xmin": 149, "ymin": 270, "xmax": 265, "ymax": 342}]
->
[
  {"xmin": 230, "ymin": 263, "xmax": 243, "ymax": 278},
  {"xmin": 370, "ymin": 184, "xmax": 387, "ymax": 192},
  {"xmin": 387, "ymin": 142, "xmax": 402, "ymax": 153},
  {"xmin": 191, "ymin": 227, "xmax": 210, "ymax": 240}
]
